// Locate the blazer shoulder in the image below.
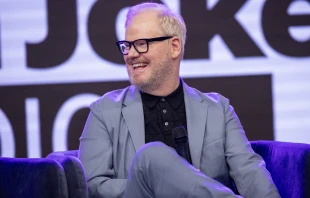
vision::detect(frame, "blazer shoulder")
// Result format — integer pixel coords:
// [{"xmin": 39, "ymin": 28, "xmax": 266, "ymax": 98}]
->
[
  {"xmin": 191, "ymin": 87, "xmax": 229, "ymax": 107},
  {"xmin": 91, "ymin": 86, "xmax": 131, "ymax": 109},
  {"xmin": 200, "ymin": 91, "xmax": 234, "ymax": 117},
  {"xmin": 204, "ymin": 92, "xmax": 229, "ymax": 105}
]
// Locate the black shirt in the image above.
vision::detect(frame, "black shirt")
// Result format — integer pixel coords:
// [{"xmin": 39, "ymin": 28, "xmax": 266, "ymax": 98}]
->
[{"xmin": 141, "ymin": 80, "xmax": 187, "ymax": 150}]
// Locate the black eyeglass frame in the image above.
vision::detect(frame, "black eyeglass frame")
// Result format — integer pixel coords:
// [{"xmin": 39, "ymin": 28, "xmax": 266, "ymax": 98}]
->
[{"xmin": 116, "ymin": 36, "xmax": 173, "ymax": 55}]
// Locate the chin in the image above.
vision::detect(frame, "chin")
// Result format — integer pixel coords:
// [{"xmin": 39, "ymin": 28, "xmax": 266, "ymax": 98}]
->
[
  {"xmin": 130, "ymin": 74, "xmax": 147, "ymax": 84},
  {"xmin": 131, "ymin": 79, "xmax": 147, "ymax": 87},
  {"xmin": 130, "ymin": 78, "xmax": 147, "ymax": 88},
  {"xmin": 130, "ymin": 77, "xmax": 143, "ymax": 86}
]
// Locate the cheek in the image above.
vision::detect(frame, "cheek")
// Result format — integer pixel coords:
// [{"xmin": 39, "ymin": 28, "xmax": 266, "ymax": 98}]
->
[{"xmin": 126, "ymin": 65, "xmax": 132, "ymax": 72}]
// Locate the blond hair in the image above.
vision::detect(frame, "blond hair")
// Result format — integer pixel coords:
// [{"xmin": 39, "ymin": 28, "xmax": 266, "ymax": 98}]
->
[{"xmin": 125, "ymin": 2, "xmax": 187, "ymax": 58}]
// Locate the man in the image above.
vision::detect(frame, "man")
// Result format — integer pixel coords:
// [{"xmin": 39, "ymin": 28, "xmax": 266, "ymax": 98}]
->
[{"xmin": 79, "ymin": 2, "xmax": 280, "ymax": 198}]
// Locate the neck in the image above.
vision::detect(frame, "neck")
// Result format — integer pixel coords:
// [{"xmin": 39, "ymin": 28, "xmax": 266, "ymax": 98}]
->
[{"xmin": 141, "ymin": 77, "xmax": 180, "ymax": 96}]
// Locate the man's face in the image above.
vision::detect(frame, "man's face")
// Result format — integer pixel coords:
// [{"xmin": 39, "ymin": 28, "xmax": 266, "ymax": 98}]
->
[{"xmin": 124, "ymin": 11, "xmax": 174, "ymax": 93}]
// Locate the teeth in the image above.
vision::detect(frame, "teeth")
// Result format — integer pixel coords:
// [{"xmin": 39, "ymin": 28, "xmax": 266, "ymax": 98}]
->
[{"xmin": 133, "ymin": 63, "xmax": 147, "ymax": 68}]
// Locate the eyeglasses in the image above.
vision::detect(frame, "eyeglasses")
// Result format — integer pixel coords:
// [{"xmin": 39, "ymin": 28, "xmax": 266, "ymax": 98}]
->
[{"xmin": 116, "ymin": 36, "xmax": 172, "ymax": 55}]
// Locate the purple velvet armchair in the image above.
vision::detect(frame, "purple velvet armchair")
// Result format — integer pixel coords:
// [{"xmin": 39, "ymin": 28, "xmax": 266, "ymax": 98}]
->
[
  {"xmin": 1, "ymin": 140, "xmax": 309, "ymax": 198},
  {"xmin": 0, "ymin": 158, "xmax": 69, "ymax": 198},
  {"xmin": 48, "ymin": 141, "xmax": 310, "ymax": 198}
]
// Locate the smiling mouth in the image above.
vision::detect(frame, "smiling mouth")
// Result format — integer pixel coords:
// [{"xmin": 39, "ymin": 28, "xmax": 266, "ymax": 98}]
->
[{"xmin": 133, "ymin": 63, "xmax": 148, "ymax": 70}]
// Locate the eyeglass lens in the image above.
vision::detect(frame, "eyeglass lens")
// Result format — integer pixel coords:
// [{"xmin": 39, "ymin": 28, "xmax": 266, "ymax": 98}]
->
[{"xmin": 119, "ymin": 39, "xmax": 148, "ymax": 54}]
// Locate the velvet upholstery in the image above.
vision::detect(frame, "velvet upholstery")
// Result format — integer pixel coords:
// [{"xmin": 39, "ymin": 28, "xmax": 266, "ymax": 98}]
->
[
  {"xmin": 45, "ymin": 141, "xmax": 310, "ymax": 198},
  {"xmin": 0, "ymin": 157, "xmax": 68, "ymax": 198},
  {"xmin": 251, "ymin": 140, "xmax": 310, "ymax": 198},
  {"xmin": 47, "ymin": 150, "xmax": 88, "ymax": 198}
]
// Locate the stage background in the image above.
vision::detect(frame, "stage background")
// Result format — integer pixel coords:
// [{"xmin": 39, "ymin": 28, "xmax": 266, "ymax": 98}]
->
[{"xmin": 0, "ymin": 0, "xmax": 309, "ymax": 158}]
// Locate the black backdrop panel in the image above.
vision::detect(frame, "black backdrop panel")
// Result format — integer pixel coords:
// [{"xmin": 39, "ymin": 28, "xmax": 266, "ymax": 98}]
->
[{"xmin": 0, "ymin": 74, "xmax": 273, "ymax": 157}]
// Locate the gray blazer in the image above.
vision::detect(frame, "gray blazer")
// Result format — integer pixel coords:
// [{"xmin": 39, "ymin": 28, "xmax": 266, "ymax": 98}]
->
[{"xmin": 79, "ymin": 81, "xmax": 279, "ymax": 198}]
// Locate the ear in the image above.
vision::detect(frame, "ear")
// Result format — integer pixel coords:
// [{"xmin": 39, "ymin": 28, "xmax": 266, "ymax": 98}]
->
[{"xmin": 170, "ymin": 36, "xmax": 182, "ymax": 59}]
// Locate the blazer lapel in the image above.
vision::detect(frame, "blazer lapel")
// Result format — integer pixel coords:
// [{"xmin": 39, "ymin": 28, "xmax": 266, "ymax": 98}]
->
[
  {"xmin": 183, "ymin": 82, "xmax": 209, "ymax": 169},
  {"xmin": 122, "ymin": 86, "xmax": 145, "ymax": 152}
]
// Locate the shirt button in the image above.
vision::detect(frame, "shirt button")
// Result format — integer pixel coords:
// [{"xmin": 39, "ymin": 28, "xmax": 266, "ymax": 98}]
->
[
  {"xmin": 163, "ymin": 109, "xmax": 167, "ymax": 113},
  {"xmin": 161, "ymin": 98, "xmax": 165, "ymax": 101},
  {"xmin": 164, "ymin": 122, "xmax": 169, "ymax": 126}
]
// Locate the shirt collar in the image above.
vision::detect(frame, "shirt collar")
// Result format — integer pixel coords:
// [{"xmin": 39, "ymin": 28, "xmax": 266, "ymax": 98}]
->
[{"xmin": 141, "ymin": 80, "xmax": 184, "ymax": 109}]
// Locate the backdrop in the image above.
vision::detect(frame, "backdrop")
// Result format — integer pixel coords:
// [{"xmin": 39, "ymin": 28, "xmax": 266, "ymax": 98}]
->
[{"xmin": 0, "ymin": 0, "xmax": 309, "ymax": 158}]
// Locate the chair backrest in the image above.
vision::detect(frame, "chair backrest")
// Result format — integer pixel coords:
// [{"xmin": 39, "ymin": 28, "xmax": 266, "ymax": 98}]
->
[
  {"xmin": 0, "ymin": 158, "xmax": 68, "ymax": 198},
  {"xmin": 250, "ymin": 140, "xmax": 310, "ymax": 198},
  {"xmin": 47, "ymin": 150, "xmax": 87, "ymax": 198}
]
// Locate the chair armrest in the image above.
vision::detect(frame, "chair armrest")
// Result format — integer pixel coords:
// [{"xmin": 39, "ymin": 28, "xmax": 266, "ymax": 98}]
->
[
  {"xmin": 0, "ymin": 157, "xmax": 68, "ymax": 198},
  {"xmin": 47, "ymin": 152, "xmax": 88, "ymax": 198},
  {"xmin": 250, "ymin": 140, "xmax": 310, "ymax": 198}
]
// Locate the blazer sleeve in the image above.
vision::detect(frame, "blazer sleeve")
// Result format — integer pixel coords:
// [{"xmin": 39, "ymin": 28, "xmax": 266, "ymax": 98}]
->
[
  {"xmin": 79, "ymin": 101, "xmax": 126, "ymax": 198},
  {"xmin": 220, "ymin": 95, "xmax": 280, "ymax": 198}
]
